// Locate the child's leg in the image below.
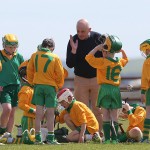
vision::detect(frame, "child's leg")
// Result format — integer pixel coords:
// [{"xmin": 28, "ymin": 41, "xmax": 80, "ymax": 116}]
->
[
  {"xmin": 66, "ymin": 130, "xmax": 80, "ymax": 142},
  {"xmin": 143, "ymin": 106, "xmax": 150, "ymax": 140},
  {"xmin": 102, "ymin": 108, "xmax": 111, "ymax": 141},
  {"xmin": 46, "ymin": 108, "xmax": 55, "ymax": 142},
  {"xmin": 6, "ymin": 107, "xmax": 16, "ymax": 133},
  {"xmin": 110, "ymin": 109, "xmax": 119, "ymax": 141},
  {"xmin": 64, "ymin": 113, "xmax": 76, "ymax": 131},
  {"xmin": 0, "ymin": 103, "xmax": 12, "ymax": 134},
  {"xmin": 35, "ymin": 105, "xmax": 44, "ymax": 142}
]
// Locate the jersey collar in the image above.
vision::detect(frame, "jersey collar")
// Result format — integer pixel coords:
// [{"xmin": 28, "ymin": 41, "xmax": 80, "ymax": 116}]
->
[
  {"xmin": 107, "ymin": 57, "xmax": 119, "ymax": 62},
  {"xmin": 66, "ymin": 99, "xmax": 76, "ymax": 113}
]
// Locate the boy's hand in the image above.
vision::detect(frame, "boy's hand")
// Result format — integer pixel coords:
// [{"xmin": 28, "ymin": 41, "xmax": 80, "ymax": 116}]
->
[
  {"xmin": 123, "ymin": 103, "xmax": 130, "ymax": 111},
  {"xmin": 78, "ymin": 134, "xmax": 84, "ymax": 143},
  {"xmin": 95, "ymin": 44, "xmax": 103, "ymax": 51}
]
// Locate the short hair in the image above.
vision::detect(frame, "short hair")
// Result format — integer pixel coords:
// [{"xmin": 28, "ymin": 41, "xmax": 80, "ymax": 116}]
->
[{"xmin": 41, "ymin": 38, "xmax": 55, "ymax": 48}]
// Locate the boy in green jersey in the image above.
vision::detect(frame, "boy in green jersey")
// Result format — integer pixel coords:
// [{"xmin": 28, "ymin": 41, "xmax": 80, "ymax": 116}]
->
[{"xmin": 0, "ymin": 34, "xmax": 24, "ymax": 136}]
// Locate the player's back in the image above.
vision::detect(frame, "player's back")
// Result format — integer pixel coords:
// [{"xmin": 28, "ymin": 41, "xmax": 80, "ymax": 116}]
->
[{"xmin": 30, "ymin": 50, "xmax": 64, "ymax": 86}]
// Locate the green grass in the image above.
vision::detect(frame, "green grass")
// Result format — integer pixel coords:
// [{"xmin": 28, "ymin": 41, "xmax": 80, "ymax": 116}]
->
[
  {"xmin": 0, "ymin": 142, "xmax": 150, "ymax": 150},
  {"xmin": 0, "ymin": 109, "xmax": 150, "ymax": 150}
]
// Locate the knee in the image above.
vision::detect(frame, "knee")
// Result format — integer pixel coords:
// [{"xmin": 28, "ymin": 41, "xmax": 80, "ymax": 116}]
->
[
  {"xmin": 2, "ymin": 106, "xmax": 12, "ymax": 114},
  {"xmin": 92, "ymin": 107, "xmax": 103, "ymax": 117},
  {"xmin": 64, "ymin": 114, "xmax": 71, "ymax": 122}
]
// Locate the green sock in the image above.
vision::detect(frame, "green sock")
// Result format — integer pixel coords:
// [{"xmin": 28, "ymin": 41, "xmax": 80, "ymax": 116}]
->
[
  {"xmin": 111, "ymin": 121, "xmax": 119, "ymax": 140},
  {"xmin": 35, "ymin": 132, "xmax": 42, "ymax": 142},
  {"xmin": 143, "ymin": 118, "xmax": 150, "ymax": 140},
  {"xmin": 0, "ymin": 127, "xmax": 6, "ymax": 134},
  {"xmin": 47, "ymin": 132, "xmax": 54, "ymax": 142},
  {"xmin": 103, "ymin": 121, "xmax": 111, "ymax": 141}
]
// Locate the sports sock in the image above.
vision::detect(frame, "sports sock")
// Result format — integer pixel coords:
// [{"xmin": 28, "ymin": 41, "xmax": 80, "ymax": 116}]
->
[
  {"xmin": 0, "ymin": 127, "xmax": 6, "ymax": 135},
  {"xmin": 143, "ymin": 118, "xmax": 150, "ymax": 140},
  {"xmin": 103, "ymin": 121, "xmax": 111, "ymax": 141},
  {"xmin": 35, "ymin": 132, "xmax": 42, "ymax": 142},
  {"xmin": 47, "ymin": 132, "xmax": 54, "ymax": 142},
  {"xmin": 111, "ymin": 121, "xmax": 119, "ymax": 140},
  {"xmin": 85, "ymin": 134, "xmax": 92, "ymax": 140}
]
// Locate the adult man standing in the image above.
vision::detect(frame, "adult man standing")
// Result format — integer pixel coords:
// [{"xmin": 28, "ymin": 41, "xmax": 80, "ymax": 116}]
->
[{"xmin": 66, "ymin": 19, "xmax": 103, "ymax": 133}]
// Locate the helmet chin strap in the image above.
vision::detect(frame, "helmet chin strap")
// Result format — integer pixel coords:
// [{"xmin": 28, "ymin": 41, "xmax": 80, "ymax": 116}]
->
[{"xmin": 4, "ymin": 49, "xmax": 16, "ymax": 55}]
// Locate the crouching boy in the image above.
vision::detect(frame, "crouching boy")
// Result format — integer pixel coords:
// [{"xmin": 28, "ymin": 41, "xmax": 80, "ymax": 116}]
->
[
  {"xmin": 56, "ymin": 88, "xmax": 102, "ymax": 143},
  {"xmin": 118, "ymin": 102, "xmax": 146, "ymax": 142}
]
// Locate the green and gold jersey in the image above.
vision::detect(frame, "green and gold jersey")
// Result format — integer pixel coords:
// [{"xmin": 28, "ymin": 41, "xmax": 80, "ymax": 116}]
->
[
  {"xmin": 27, "ymin": 48, "xmax": 64, "ymax": 91},
  {"xmin": 18, "ymin": 85, "xmax": 36, "ymax": 118},
  {"xmin": 56, "ymin": 100, "xmax": 99, "ymax": 134},
  {"xmin": 85, "ymin": 54, "xmax": 128, "ymax": 86},
  {"xmin": 141, "ymin": 56, "xmax": 150, "ymax": 93},
  {"xmin": 0, "ymin": 50, "xmax": 24, "ymax": 86},
  {"xmin": 127, "ymin": 106, "xmax": 146, "ymax": 131}
]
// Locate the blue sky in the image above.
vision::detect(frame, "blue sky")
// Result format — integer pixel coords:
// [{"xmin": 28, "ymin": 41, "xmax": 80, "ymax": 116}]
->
[{"xmin": 0, "ymin": 0, "xmax": 149, "ymax": 61}]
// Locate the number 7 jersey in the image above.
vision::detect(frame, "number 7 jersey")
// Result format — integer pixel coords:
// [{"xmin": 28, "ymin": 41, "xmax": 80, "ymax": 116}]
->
[
  {"xmin": 27, "ymin": 50, "xmax": 64, "ymax": 91},
  {"xmin": 85, "ymin": 54, "xmax": 128, "ymax": 86}
]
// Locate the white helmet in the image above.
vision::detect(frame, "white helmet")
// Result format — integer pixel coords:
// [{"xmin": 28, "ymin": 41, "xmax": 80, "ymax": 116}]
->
[{"xmin": 57, "ymin": 88, "xmax": 73, "ymax": 103}]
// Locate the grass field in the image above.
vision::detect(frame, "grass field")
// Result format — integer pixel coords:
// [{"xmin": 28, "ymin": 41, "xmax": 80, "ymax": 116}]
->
[{"xmin": 0, "ymin": 108, "xmax": 150, "ymax": 150}]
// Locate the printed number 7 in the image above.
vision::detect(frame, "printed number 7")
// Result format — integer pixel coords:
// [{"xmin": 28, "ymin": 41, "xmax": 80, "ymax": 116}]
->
[{"xmin": 35, "ymin": 54, "xmax": 53, "ymax": 72}]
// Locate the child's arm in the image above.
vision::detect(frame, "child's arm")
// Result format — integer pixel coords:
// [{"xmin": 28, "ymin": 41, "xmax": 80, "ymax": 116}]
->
[
  {"xmin": 85, "ymin": 44, "xmax": 104, "ymax": 68},
  {"xmin": 78, "ymin": 123, "xmax": 86, "ymax": 143},
  {"xmin": 88, "ymin": 44, "xmax": 103, "ymax": 55},
  {"xmin": 119, "ymin": 49, "xmax": 128, "ymax": 67},
  {"xmin": 120, "ymin": 49, "xmax": 128, "ymax": 59}
]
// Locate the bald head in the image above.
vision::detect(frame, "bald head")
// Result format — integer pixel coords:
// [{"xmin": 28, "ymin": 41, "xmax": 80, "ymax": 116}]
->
[
  {"xmin": 76, "ymin": 19, "xmax": 91, "ymax": 40},
  {"xmin": 76, "ymin": 19, "xmax": 90, "ymax": 29}
]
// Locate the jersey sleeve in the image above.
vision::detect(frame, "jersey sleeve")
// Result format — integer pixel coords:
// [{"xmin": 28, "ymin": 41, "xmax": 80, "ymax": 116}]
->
[
  {"xmin": 54, "ymin": 57, "xmax": 64, "ymax": 89},
  {"xmin": 128, "ymin": 107, "xmax": 145, "ymax": 127},
  {"xmin": 120, "ymin": 58, "xmax": 128, "ymax": 67},
  {"xmin": 27, "ymin": 54, "xmax": 35, "ymax": 85},
  {"xmin": 85, "ymin": 54, "xmax": 104, "ymax": 69},
  {"xmin": 141, "ymin": 61, "xmax": 149, "ymax": 93},
  {"xmin": 18, "ymin": 86, "xmax": 34, "ymax": 113},
  {"xmin": 56, "ymin": 110, "xmax": 67, "ymax": 124}
]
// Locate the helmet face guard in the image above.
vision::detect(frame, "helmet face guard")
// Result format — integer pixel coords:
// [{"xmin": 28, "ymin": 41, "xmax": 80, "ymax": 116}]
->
[
  {"xmin": 19, "ymin": 66, "xmax": 27, "ymax": 78},
  {"xmin": 18, "ymin": 60, "xmax": 29, "ymax": 82},
  {"xmin": 2, "ymin": 34, "xmax": 18, "ymax": 47},
  {"xmin": 140, "ymin": 39, "xmax": 150, "ymax": 57}
]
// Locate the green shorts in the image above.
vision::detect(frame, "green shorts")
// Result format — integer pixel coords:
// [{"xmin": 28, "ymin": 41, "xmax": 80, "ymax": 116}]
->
[
  {"xmin": 32, "ymin": 84, "xmax": 57, "ymax": 108},
  {"xmin": 76, "ymin": 126, "xmax": 90, "ymax": 134},
  {"xmin": 97, "ymin": 84, "xmax": 122, "ymax": 109},
  {"xmin": 146, "ymin": 88, "xmax": 150, "ymax": 106},
  {"xmin": 0, "ymin": 84, "xmax": 20, "ymax": 107}
]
